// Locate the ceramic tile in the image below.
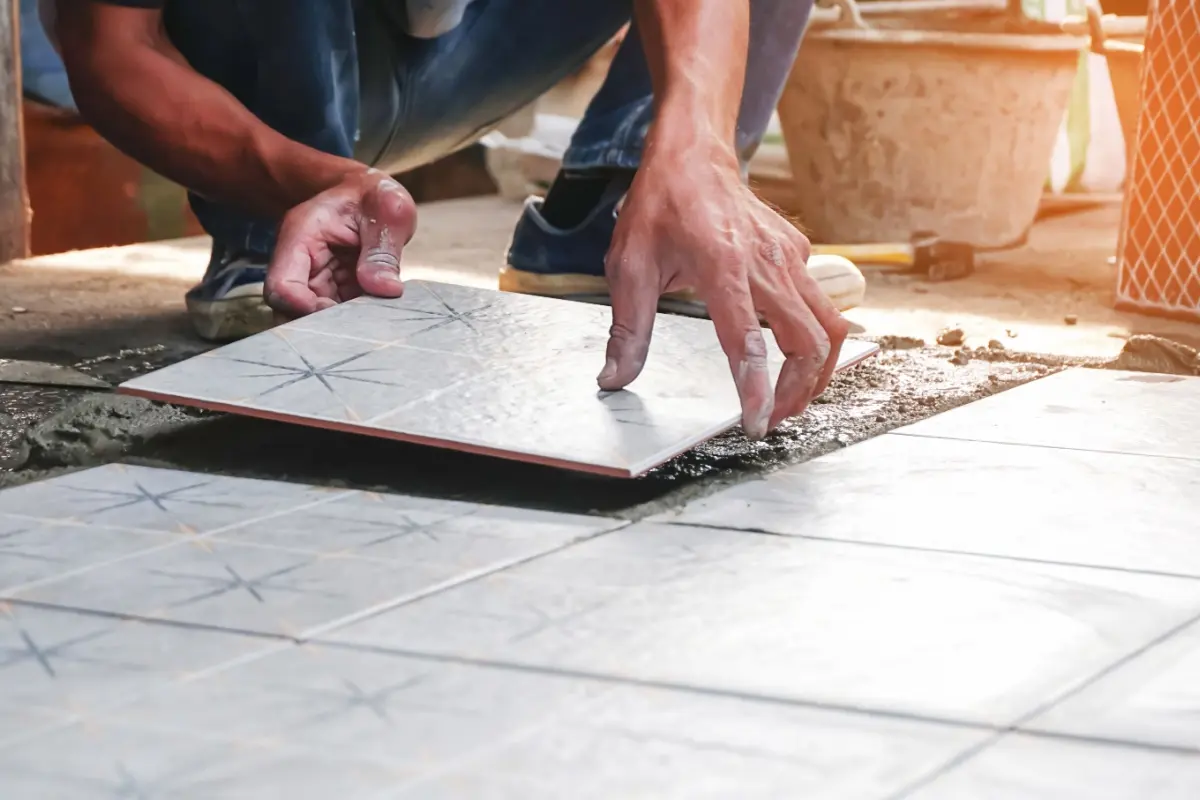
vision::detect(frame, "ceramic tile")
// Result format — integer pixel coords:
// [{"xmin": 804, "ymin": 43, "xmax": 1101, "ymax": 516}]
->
[
  {"xmin": 322, "ymin": 524, "xmax": 1200, "ymax": 726},
  {"xmin": 0, "ymin": 602, "xmax": 276, "ymax": 716},
  {"xmin": 908, "ymin": 733, "xmax": 1200, "ymax": 800},
  {"xmin": 656, "ymin": 434, "xmax": 1200, "ymax": 576},
  {"xmin": 119, "ymin": 281, "xmax": 879, "ymax": 477},
  {"xmin": 0, "ymin": 705, "xmax": 72, "ymax": 749},
  {"xmin": 895, "ymin": 368, "xmax": 1200, "ymax": 459},
  {"xmin": 109, "ymin": 643, "xmax": 987, "ymax": 799},
  {"xmin": 0, "ymin": 718, "xmax": 405, "ymax": 800},
  {"xmin": 0, "ymin": 515, "xmax": 174, "ymax": 595},
  {"xmin": 1025, "ymin": 616, "xmax": 1200, "ymax": 750},
  {"xmin": 0, "ymin": 463, "xmax": 346, "ymax": 534},
  {"xmin": 6, "ymin": 534, "xmax": 544, "ymax": 639},
  {"xmin": 209, "ymin": 490, "xmax": 622, "ymax": 569}
]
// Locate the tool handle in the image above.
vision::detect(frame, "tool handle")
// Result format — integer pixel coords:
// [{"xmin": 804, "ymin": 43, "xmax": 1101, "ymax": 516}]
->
[{"xmin": 811, "ymin": 242, "xmax": 914, "ymax": 267}]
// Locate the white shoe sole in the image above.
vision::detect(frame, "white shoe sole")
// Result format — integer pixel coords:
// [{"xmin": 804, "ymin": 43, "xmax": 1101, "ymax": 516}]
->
[
  {"xmin": 185, "ymin": 283, "xmax": 275, "ymax": 343},
  {"xmin": 498, "ymin": 253, "xmax": 868, "ymax": 315}
]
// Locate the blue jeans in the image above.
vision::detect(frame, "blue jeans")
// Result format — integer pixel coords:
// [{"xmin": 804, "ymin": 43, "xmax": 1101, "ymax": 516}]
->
[{"xmin": 163, "ymin": 0, "xmax": 814, "ymax": 258}]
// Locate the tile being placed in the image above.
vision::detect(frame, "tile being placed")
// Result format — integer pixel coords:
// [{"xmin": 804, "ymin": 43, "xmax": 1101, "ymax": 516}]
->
[
  {"xmin": 655, "ymin": 434, "xmax": 1200, "ymax": 576},
  {"xmin": 1024, "ymin": 616, "xmax": 1200, "ymax": 750},
  {"xmin": 105, "ymin": 642, "xmax": 988, "ymax": 799},
  {"xmin": 0, "ymin": 717, "xmax": 406, "ymax": 800},
  {"xmin": 118, "ymin": 281, "xmax": 879, "ymax": 477},
  {"xmin": 907, "ymin": 733, "xmax": 1200, "ymax": 800},
  {"xmin": 0, "ymin": 602, "xmax": 277, "ymax": 717},
  {"xmin": 0, "ymin": 463, "xmax": 346, "ymax": 534},
  {"xmin": 895, "ymin": 368, "xmax": 1200, "ymax": 459},
  {"xmin": 321, "ymin": 523, "xmax": 1200, "ymax": 726}
]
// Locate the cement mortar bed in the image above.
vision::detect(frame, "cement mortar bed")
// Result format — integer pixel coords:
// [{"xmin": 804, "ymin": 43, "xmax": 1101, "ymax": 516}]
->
[{"xmin": 1, "ymin": 342, "xmax": 1067, "ymax": 519}]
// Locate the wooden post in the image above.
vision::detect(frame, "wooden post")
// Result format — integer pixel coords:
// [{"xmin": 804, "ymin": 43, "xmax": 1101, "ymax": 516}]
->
[{"xmin": 0, "ymin": 0, "xmax": 29, "ymax": 264}]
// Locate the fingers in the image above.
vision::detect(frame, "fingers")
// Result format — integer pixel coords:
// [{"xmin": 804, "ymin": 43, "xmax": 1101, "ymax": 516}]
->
[
  {"xmin": 265, "ymin": 230, "xmax": 325, "ymax": 318},
  {"xmin": 599, "ymin": 251, "xmax": 659, "ymax": 391},
  {"xmin": 356, "ymin": 177, "xmax": 416, "ymax": 298},
  {"xmin": 789, "ymin": 256, "xmax": 850, "ymax": 401},
  {"xmin": 751, "ymin": 240, "xmax": 831, "ymax": 430},
  {"xmin": 704, "ymin": 273, "xmax": 775, "ymax": 440}
]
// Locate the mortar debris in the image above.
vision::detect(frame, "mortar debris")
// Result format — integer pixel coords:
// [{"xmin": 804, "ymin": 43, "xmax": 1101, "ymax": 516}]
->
[
  {"xmin": 873, "ymin": 335, "xmax": 925, "ymax": 350},
  {"xmin": 1108, "ymin": 334, "xmax": 1200, "ymax": 376},
  {"xmin": 936, "ymin": 326, "xmax": 966, "ymax": 347},
  {"xmin": 949, "ymin": 349, "xmax": 971, "ymax": 366},
  {"xmin": 988, "ymin": 339, "xmax": 1005, "ymax": 351},
  {"xmin": 1064, "ymin": 314, "xmax": 1079, "ymax": 326}
]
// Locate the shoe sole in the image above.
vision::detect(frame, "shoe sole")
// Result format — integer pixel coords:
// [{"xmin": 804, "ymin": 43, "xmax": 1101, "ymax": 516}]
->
[
  {"xmin": 498, "ymin": 254, "xmax": 867, "ymax": 314},
  {"xmin": 185, "ymin": 286, "xmax": 276, "ymax": 343}
]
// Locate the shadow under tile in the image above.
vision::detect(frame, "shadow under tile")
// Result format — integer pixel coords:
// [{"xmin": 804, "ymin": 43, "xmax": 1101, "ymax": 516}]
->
[
  {"xmin": 125, "ymin": 412, "xmax": 719, "ymax": 517},
  {"xmin": 76, "ymin": 641, "xmax": 990, "ymax": 800}
]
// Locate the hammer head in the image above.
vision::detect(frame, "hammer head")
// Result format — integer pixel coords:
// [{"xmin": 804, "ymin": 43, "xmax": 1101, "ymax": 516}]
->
[{"xmin": 910, "ymin": 231, "xmax": 975, "ymax": 281}]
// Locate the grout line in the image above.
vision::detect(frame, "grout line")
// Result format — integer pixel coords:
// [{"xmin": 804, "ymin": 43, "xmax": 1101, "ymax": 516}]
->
[
  {"xmin": 1007, "ymin": 608, "xmax": 1200, "ymax": 733},
  {"xmin": 1, "ymin": 520, "xmax": 633, "ymax": 650},
  {"xmin": 887, "ymin": 431, "xmax": 1200, "ymax": 463},
  {"xmin": 298, "ymin": 520, "xmax": 632, "ymax": 641},
  {"xmin": 886, "ymin": 607, "xmax": 1200, "ymax": 798},
  {"xmin": 666, "ymin": 521, "xmax": 1200, "ymax": 583},
  {"xmin": 314, "ymin": 638, "xmax": 1200, "ymax": 760},
  {"xmin": 0, "ymin": 484, "xmax": 355, "ymax": 598},
  {"xmin": 314, "ymin": 639, "xmax": 1003, "ymax": 734},
  {"xmin": 0, "ymin": 597, "xmax": 300, "ymax": 643}
]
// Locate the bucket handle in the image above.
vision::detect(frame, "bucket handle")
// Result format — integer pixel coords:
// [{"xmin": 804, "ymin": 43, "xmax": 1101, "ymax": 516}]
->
[{"xmin": 814, "ymin": 0, "xmax": 870, "ymax": 31}]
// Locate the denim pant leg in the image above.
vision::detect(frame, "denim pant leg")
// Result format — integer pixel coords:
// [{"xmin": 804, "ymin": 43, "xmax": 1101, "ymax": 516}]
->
[
  {"xmin": 163, "ymin": 0, "xmax": 360, "ymax": 258},
  {"xmin": 367, "ymin": 0, "xmax": 630, "ymax": 174},
  {"xmin": 564, "ymin": 0, "xmax": 816, "ymax": 173}
]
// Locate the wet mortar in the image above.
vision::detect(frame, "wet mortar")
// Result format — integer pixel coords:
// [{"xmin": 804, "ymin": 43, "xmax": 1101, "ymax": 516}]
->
[{"xmin": 3, "ymin": 333, "xmax": 1191, "ymax": 519}]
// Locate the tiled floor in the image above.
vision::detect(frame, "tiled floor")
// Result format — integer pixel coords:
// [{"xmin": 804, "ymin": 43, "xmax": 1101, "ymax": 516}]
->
[
  {"xmin": 117, "ymin": 281, "xmax": 879, "ymax": 477},
  {"xmin": 2, "ymin": 368, "xmax": 1200, "ymax": 798}
]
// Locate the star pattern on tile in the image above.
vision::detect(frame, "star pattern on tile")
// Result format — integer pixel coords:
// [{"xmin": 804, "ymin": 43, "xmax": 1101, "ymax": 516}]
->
[
  {"xmin": 288, "ymin": 674, "xmax": 433, "ymax": 727},
  {"xmin": 225, "ymin": 341, "xmax": 408, "ymax": 401},
  {"xmin": 0, "ymin": 617, "xmax": 135, "ymax": 679},
  {"xmin": 57, "ymin": 479, "xmax": 239, "ymax": 528},
  {"xmin": 301, "ymin": 505, "xmax": 480, "ymax": 555},
  {"xmin": 0, "ymin": 522, "xmax": 63, "ymax": 568},
  {"xmin": 152, "ymin": 559, "xmax": 340, "ymax": 611}
]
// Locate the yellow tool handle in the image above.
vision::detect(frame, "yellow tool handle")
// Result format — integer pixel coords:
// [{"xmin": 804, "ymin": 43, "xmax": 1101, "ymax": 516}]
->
[{"xmin": 811, "ymin": 242, "xmax": 914, "ymax": 267}]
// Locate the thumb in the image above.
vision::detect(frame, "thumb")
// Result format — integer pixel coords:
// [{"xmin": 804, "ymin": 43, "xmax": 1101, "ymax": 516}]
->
[
  {"xmin": 598, "ymin": 253, "xmax": 659, "ymax": 391},
  {"xmin": 356, "ymin": 176, "xmax": 417, "ymax": 298}
]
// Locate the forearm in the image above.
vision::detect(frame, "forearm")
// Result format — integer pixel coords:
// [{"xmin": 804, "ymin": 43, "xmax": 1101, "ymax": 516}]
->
[
  {"xmin": 633, "ymin": 0, "xmax": 749, "ymax": 169},
  {"xmin": 58, "ymin": 12, "xmax": 363, "ymax": 219}
]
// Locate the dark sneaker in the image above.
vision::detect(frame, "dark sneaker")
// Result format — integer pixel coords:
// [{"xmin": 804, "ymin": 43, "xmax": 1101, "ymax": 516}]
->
[
  {"xmin": 501, "ymin": 193, "xmax": 866, "ymax": 314},
  {"xmin": 185, "ymin": 247, "xmax": 275, "ymax": 342}
]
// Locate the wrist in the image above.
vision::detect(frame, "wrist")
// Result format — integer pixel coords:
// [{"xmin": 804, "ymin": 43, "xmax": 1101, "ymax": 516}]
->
[{"xmin": 643, "ymin": 97, "xmax": 739, "ymax": 176}]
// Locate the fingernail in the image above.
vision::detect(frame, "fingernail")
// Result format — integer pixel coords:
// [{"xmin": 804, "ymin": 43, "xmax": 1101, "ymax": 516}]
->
[
  {"xmin": 597, "ymin": 358, "xmax": 617, "ymax": 385},
  {"xmin": 378, "ymin": 271, "xmax": 402, "ymax": 285}
]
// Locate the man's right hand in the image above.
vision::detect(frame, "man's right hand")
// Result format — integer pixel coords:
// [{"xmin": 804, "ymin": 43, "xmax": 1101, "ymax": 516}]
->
[{"xmin": 264, "ymin": 171, "xmax": 418, "ymax": 318}]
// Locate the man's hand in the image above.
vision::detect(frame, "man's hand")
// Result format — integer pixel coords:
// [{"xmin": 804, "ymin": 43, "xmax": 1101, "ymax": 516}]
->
[
  {"xmin": 599, "ymin": 148, "xmax": 850, "ymax": 440},
  {"xmin": 264, "ymin": 171, "xmax": 417, "ymax": 317}
]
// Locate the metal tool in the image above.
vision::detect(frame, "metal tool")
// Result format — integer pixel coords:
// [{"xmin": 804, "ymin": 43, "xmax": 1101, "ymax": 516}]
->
[
  {"xmin": 0, "ymin": 359, "xmax": 112, "ymax": 390},
  {"xmin": 812, "ymin": 231, "xmax": 976, "ymax": 281}
]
